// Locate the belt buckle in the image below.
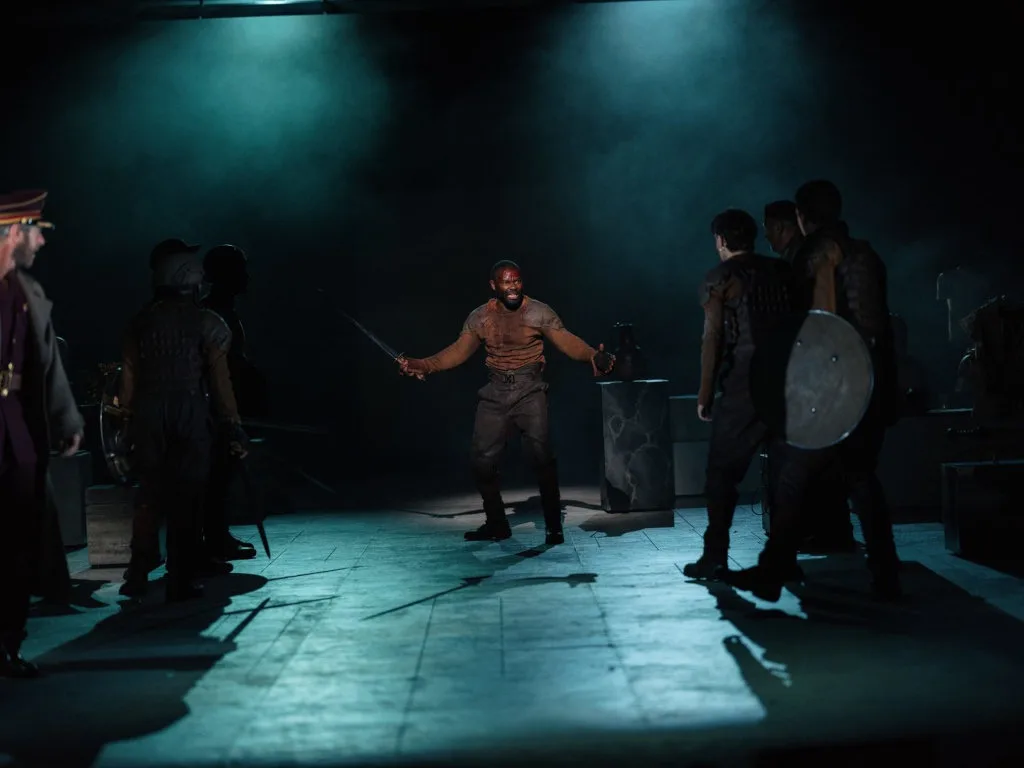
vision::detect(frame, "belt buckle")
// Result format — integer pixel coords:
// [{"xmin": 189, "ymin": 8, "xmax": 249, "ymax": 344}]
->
[
  {"xmin": 0, "ymin": 368, "xmax": 12, "ymax": 396},
  {"xmin": 502, "ymin": 373, "xmax": 515, "ymax": 384}
]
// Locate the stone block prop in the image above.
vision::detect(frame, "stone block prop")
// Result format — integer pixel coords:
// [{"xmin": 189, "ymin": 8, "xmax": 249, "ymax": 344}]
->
[{"xmin": 598, "ymin": 379, "xmax": 674, "ymax": 512}]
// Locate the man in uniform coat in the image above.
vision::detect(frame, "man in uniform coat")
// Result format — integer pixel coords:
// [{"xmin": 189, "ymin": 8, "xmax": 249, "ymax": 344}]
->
[{"xmin": 0, "ymin": 189, "xmax": 84, "ymax": 678}]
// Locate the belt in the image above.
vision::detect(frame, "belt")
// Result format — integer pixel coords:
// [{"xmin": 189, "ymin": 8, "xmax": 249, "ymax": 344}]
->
[
  {"xmin": 0, "ymin": 367, "xmax": 22, "ymax": 397},
  {"xmin": 488, "ymin": 364, "xmax": 544, "ymax": 385}
]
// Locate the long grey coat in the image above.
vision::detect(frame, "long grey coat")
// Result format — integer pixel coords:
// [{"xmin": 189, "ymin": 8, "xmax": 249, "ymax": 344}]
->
[{"xmin": 11, "ymin": 269, "xmax": 85, "ymax": 598}]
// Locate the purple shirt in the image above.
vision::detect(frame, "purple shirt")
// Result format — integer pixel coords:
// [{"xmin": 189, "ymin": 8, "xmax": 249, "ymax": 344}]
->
[{"xmin": 0, "ymin": 272, "xmax": 37, "ymax": 468}]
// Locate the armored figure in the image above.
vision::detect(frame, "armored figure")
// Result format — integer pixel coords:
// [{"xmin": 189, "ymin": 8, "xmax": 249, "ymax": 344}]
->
[
  {"xmin": 764, "ymin": 199, "xmax": 854, "ymax": 553},
  {"xmin": 398, "ymin": 260, "xmax": 614, "ymax": 544},
  {"xmin": 685, "ymin": 209, "xmax": 797, "ymax": 580},
  {"xmin": 724, "ymin": 180, "xmax": 902, "ymax": 601},
  {"xmin": 200, "ymin": 244, "xmax": 263, "ymax": 561},
  {"xmin": 118, "ymin": 239, "xmax": 248, "ymax": 601}
]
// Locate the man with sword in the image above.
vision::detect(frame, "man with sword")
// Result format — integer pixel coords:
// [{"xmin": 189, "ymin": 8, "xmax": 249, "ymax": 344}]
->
[{"xmin": 391, "ymin": 261, "xmax": 615, "ymax": 544}]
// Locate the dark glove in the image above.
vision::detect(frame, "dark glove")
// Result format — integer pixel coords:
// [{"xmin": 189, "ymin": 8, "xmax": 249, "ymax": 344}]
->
[
  {"xmin": 593, "ymin": 349, "xmax": 615, "ymax": 375},
  {"xmin": 223, "ymin": 422, "xmax": 251, "ymax": 458}
]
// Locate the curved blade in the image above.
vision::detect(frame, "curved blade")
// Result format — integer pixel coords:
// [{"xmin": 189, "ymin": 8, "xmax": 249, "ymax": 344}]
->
[
  {"xmin": 239, "ymin": 461, "xmax": 272, "ymax": 558},
  {"xmin": 752, "ymin": 310, "xmax": 874, "ymax": 450}
]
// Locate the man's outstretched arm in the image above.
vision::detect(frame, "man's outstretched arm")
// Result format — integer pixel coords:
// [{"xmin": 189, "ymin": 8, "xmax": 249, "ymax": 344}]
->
[
  {"xmin": 399, "ymin": 313, "xmax": 482, "ymax": 378},
  {"xmin": 808, "ymin": 238, "xmax": 843, "ymax": 313},
  {"xmin": 537, "ymin": 306, "xmax": 615, "ymax": 375}
]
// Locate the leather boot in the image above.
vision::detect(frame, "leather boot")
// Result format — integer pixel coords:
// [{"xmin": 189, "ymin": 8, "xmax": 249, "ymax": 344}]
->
[
  {"xmin": 465, "ymin": 496, "xmax": 512, "ymax": 541},
  {"xmin": 468, "ymin": 466, "xmax": 511, "ymax": 541},
  {"xmin": 536, "ymin": 460, "xmax": 564, "ymax": 545},
  {"xmin": 683, "ymin": 500, "xmax": 733, "ymax": 580},
  {"xmin": 209, "ymin": 534, "xmax": 257, "ymax": 561},
  {"xmin": 0, "ymin": 632, "xmax": 40, "ymax": 679}
]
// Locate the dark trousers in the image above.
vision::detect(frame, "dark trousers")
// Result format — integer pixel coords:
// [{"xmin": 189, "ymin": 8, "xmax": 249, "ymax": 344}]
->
[
  {"xmin": 804, "ymin": 459, "xmax": 853, "ymax": 542},
  {"xmin": 765, "ymin": 446, "xmax": 852, "ymax": 543},
  {"xmin": 703, "ymin": 392, "xmax": 769, "ymax": 561},
  {"xmin": 470, "ymin": 369, "xmax": 561, "ymax": 531},
  {"xmin": 203, "ymin": 433, "xmax": 238, "ymax": 546},
  {"xmin": 126, "ymin": 396, "xmax": 212, "ymax": 586},
  {"xmin": 762, "ymin": 396, "xmax": 898, "ymax": 577},
  {"xmin": 0, "ymin": 457, "xmax": 37, "ymax": 648}
]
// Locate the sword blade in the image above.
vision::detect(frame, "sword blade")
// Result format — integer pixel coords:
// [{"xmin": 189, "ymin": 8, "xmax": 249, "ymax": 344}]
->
[
  {"xmin": 256, "ymin": 519, "xmax": 272, "ymax": 559},
  {"xmin": 317, "ymin": 290, "xmax": 401, "ymax": 361},
  {"xmin": 340, "ymin": 310, "xmax": 401, "ymax": 360}
]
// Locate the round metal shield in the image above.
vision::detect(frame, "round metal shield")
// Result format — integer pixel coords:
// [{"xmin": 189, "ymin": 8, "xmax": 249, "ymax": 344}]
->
[
  {"xmin": 98, "ymin": 364, "xmax": 136, "ymax": 485},
  {"xmin": 752, "ymin": 310, "xmax": 874, "ymax": 450}
]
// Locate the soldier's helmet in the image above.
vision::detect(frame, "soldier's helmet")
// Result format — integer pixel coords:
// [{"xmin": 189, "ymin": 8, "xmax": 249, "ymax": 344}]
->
[{"xmin": 150, "ymin": 238, "xmax": 203, "ymax": 292}]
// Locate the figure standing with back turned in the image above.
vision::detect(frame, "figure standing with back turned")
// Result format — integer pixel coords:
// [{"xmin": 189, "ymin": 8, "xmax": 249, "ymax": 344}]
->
[
  {"xmin": 118, "ymin": 239, "xmax": 249, "ymax": 601},
  {"xmin": 683, "ymin": 209, "xmax": 797, "ymax": 581}
]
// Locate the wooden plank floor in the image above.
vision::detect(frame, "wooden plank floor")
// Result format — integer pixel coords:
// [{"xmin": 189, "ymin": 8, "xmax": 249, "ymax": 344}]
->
[{"xmin": 3, "ymin": 486, "xmax": 1024, "ymax": 767}]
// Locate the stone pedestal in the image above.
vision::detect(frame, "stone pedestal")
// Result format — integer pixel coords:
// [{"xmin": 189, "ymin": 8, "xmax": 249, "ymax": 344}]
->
[
  {"xmin": 598, "ymin": 379, "xmax": 674, "ymax": 512},
  {"xmin": 85, "ymin": 484, "xmax": 137, "ymax": 567}
]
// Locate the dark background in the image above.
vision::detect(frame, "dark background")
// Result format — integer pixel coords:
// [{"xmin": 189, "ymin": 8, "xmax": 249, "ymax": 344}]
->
[{"xmin": 2, "ymin": 0, "xmax": 1019, "ymax": 496}]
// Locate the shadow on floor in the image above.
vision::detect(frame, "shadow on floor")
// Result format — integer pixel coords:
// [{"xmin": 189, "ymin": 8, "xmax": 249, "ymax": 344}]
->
[
  {"xmin": 394, "ymin": 494, "xmax": 604, "ymax": 521},
  {"xmin": 30, "ymin": 577, "xmax": 109, "ymax": 617},
  {"xmin": 0, "ymin": 572, "xmax": 267, "ymax": 768},
  {"xmin": 696, "ymin": 559, "xmax": 1024, "ymax": 761},
  {"xmin": 369, "ymin": 558, "xmax": 1024, "ymax": 767}
]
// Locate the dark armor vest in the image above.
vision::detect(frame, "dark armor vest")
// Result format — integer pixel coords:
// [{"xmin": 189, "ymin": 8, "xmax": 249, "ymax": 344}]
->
[
  {"xmin": 130, "ymin": 298, "xmax": 225, "ymax": 397},
  {"xmin": 718, "ymin": 254, "xmax": 795, "ymax": 393}
]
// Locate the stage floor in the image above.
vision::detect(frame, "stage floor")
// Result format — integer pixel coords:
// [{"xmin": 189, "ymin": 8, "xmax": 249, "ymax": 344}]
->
[{"xmin": 4, "ymin": 487, "xmax": 1024, "ymax": 767}]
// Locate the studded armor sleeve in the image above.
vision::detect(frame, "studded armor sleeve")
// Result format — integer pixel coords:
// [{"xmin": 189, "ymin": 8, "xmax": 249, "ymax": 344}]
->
[{"xmin": 698, "ymin": 266, "xmax": 732, "ymax": 408}]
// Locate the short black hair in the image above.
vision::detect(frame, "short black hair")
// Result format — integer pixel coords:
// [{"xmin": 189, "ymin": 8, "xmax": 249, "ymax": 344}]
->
[
  {"xmin": 764, "ymin": 200, "xmax": 798, "ymax": 226},
  {"xmin": 794, "ymin": 180, "xmax": 842, "ymax": 227},
  {"xmin": 490, "ymin": 260, "xmax": 521, "ymax": 282},
  {"xmin": 710, "ymin": 209, "xmax": 758, "ymax": 253}
]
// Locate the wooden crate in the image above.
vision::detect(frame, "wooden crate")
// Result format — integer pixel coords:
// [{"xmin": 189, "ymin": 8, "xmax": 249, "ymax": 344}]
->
[{"xmin": 85, "ymin": 484, "xmax": 137, "ymax": 567}]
